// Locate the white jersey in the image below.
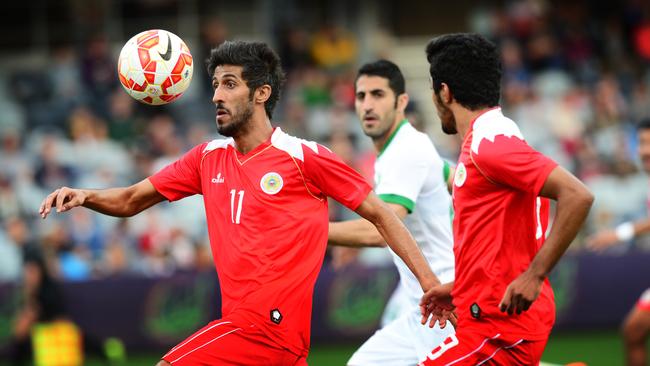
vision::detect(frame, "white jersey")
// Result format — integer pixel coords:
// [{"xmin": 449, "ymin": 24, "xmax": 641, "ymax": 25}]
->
[
  {"xmin": 348, "ymin": 120, "xmax": 456, "ymax": 366},
  {"xmin": 374, "ymin": 120, "xmax": 455, "ymax": 306}
]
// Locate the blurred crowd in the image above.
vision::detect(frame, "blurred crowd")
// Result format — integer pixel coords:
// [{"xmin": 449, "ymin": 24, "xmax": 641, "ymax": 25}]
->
[{"xmin": 1, "ymin": 0, "xmax": 650, "ymax": 284}]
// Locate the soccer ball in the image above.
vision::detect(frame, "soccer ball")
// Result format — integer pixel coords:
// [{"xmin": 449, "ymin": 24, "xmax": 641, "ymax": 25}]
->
[{"xmin": 117, "ymin": 29, "xmax": 193, "ymax": 105}]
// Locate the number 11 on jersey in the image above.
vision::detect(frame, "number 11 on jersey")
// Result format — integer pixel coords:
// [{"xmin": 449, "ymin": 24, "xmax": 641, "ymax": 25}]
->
[{"xmin": 230, "ymin": 189, "xmax": 244, "ymax": 224}]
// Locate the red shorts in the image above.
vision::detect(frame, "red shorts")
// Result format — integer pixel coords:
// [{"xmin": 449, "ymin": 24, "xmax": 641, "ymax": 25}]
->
[
  {"xmin": 161, "ymin": 316, "xmax": 306, "ymax": 366},
  {"xmin": 418, "ymin": 329, "xmax": 548, "ymax": 366},
  {"xmin": 637, "ymin": 288, "xmax": 650, "ymax": 312}
]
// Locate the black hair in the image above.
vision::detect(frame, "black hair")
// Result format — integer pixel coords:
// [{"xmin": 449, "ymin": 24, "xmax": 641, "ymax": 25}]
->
[
  {"xmin": 356, "ymin": 59, "xmax": 406, "ymax": 97},
  {"xmin": 207, "ymin": 41, "xmax": 286, "ymax": 118},
  {"xmin": 425, "ymin": 33, "xmax": 501, "ymax": 110},
  {"xmin": 638, "ymin": 118, "xmax": 650, "ymax": 131}
]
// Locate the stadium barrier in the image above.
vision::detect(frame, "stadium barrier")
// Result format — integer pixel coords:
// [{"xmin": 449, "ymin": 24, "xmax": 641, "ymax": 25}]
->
[{"xmin": 0, "ymin": 251, "xmax": 648, "ymax": 354}]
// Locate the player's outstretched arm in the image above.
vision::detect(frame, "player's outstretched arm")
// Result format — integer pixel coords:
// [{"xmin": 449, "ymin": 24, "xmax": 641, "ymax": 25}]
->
[
  {"xmin": 328, "ymin": 203, "xmax": 408, "ymax": 248},
  {"xmin": 354, "ymin": 192, "xmax": 438, "ymax": 288},
  {"xmin": 39, "ymin": 178, "xmax": 166, "ymax": 219},
  {"xmin": 587, "ymin": 218, "xmax": 650, "ymax": 252},
  {"xmin": 499, "ymin": 166, "xmax": 594, "ymax": 315}
]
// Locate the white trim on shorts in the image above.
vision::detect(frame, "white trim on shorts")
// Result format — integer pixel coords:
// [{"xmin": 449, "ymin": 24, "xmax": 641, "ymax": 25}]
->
[
  {"xmin": 169, "ymin": 327, "xmax": 243, "ymax": 364},
  {"xmin": 443, "ymin": 333, "xmax": 500, "ymax": 366},
  {"xmin": 476, "ymin": 338, "xmax": 524, "ymax": 365},
  {"xmin": 164, "ymin": 321, "xmax": 232, "ymax": 358}
]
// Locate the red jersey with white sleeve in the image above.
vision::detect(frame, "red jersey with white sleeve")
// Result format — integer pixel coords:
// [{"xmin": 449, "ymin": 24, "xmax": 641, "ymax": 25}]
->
[
  {"xmin": 149, "ymin": 127, "xmax": 371, "ymax": 357},
  {"xmin": 451, "ymin": 107, "xmax": 557, "ymax": 340}
]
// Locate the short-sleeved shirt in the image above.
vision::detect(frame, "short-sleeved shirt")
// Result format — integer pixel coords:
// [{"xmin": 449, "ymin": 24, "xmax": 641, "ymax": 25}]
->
[
  {"xmin": 149, "ymin": 127, "xmax": 371, "ymax": 356},
  {"xmin": 374, "ymin": 120, "xmax": 455, "ymax": 306},
  {"xmin": 451, "ymin": 107, "xmax": 557, "ymax": 340}
]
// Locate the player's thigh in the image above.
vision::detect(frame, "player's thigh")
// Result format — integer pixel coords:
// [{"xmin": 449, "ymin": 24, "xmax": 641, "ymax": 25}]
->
[
  {"xmin": 622, "ymin": 303, "xmax": 650, "ymax": 342},
  {"xmin": 418, "ymin": 330, "xmax": 544, "ymax": 366},
  {"xmin": 162, "ymin": 319, "xmax": 300, "ymax": 365},
  {"xmin": 348, "ymin": 311, "xmax": 421, "ymax": 366},
  {"xmin": 410, "ymin": 310, "xmax": 456, "ymax": 362},
  {"xmin": 349, "ymin": 308, "xmax": 455, "ymax": 366}
]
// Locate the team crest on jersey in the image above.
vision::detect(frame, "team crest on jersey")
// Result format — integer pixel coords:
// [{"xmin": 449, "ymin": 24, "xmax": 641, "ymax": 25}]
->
[
  {"xmin": 260, "ymin": 172, "xmax": 283, "ymax": 195},
  {"xmin": 454, "ymin": 162, "xmax": 467, "ymax": 187}
]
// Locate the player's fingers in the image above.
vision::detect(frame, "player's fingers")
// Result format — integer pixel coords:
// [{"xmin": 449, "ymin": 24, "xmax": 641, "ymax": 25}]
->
[
  {"xmin": 429, "ymin": 313, "xmax": 438, "ymax": 328},
  {"xmin": 499, "ymin": 287, "xmax": 512, "ymax": 312},
  {"xmin": 40, "ymin": 189, "xmax": 60, "ymax": 218},
  {"xmin": 55, "ymin": 187, "xmax": 72, "ymax": 212},
  {"xmin": 450, "ymin": 312, "xmax": 458, "ymax": 328},
  {"xmin": 515, "ymin": 296, "xmax": 524, "ymax": 315}
]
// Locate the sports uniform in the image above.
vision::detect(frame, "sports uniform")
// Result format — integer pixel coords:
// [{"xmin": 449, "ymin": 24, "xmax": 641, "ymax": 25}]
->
[
  {"xmin": 421, "ymin": 108, "xmax": 557, "ymax": 365},
  {"xmin": 637, "ymin": 288, "xmax": 650, "ymax": 312},
  {"xmin": 150, "ymin": 127, "xmax": 371, "ymax": 365},
  {"xmin": 348, "ymin": 120, "xmax": 455, "ymax": 366}
]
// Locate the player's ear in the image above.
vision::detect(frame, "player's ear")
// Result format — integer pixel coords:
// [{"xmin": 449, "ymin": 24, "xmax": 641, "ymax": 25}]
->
[
  {"xmin": 439, "ymin": 83, "xmax": 452, "ymax": 105},
  {"xmin": 397, "ymin": 93, "xmax": 409, "ymax": 113},
  {"xmin": 254, "ymin": 85, "xmax": 272, "ymax": 104}
]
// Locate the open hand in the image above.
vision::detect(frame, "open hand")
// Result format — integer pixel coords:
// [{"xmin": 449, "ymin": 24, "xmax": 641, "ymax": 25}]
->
[
  {"xmin": 585, "ymin": 229, "xmax": 619, "ymax": 252},
  {"xmin": 39, "ymin": 187, "xmax": 87, "ymax": 219},
  {"xmin": 420, "ymin": 282, "xmax": 455, "ymax": 329}
]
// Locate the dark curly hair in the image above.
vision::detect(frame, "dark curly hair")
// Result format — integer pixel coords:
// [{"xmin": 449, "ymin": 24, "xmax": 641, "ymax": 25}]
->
[
  {"xmin": 207, "ymin": 41, "xmax": 286, "ymax": 119},
  {"xmin": 356, "ymin": 59, "xmax": 406, "ymax": 97},
  {"xmin": 425, "ymin": 33, "xmax": 501, "ymax": 110}
]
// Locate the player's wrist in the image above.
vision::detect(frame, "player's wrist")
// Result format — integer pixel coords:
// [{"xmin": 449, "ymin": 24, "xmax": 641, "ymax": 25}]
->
[{"xmin": 615, "ymin": 222, "xmax": 635, "ymax": 242}]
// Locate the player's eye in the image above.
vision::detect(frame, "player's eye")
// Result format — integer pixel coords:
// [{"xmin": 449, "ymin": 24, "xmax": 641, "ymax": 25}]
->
[
  {"xmin": 226, "ymin": 81, "xmax": 236, "ymax": 89},
  {"xmin": 356, "ymin": 93, "xmax": 365, "ymax": 100}
]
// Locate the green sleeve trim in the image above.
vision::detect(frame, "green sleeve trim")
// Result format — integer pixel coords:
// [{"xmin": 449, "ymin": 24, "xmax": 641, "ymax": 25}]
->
[
  {"xmin": 443, "ymin": 160, "xmax": 451, "ymax": 182},
  {"xmin": 378, "ymin": 194, "xmax": 414, "ymax": 213}
]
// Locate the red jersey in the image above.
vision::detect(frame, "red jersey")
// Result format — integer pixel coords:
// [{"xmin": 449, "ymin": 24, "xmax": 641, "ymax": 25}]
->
[
  {"xmin": 451, "ymin": 107, "xmax": 557, "ymax": 340},
  {"xmin": 149, "ymin": 127, "xmax": 371, "ymax": 356}
]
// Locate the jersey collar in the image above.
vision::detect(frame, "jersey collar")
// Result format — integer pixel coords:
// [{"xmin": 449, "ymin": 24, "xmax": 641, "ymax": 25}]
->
[{"xmin": 378, "ymin": 119, "xmax": 409, "ymax": 157}]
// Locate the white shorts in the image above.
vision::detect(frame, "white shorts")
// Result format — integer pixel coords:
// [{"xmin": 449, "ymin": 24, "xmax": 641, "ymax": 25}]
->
[{"xmin": 348, "ymin": 305, "xmax": 455, "ymax": 366}]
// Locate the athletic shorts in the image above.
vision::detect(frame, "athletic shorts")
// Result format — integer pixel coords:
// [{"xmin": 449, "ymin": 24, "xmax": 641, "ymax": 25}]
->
[
  {"xmin": 161, "ymin": 316, "xmax": 306, "ymax": 366},
  {"xmin": 637, "ymin": 288, "xmax": 650, "ymax": 312},
  {"xmin": 418, "ymin": 329, "xmax": 548, "ymax": 365},
  {"xmin": 348, "ymin": 305, "xmax": 455, "ymax": 366}
]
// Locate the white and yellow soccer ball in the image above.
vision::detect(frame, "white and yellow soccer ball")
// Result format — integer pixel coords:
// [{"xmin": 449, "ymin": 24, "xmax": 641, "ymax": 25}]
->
[{"xmin": 117, "ymin": 29, "xmax": 193, "ymax": 105}]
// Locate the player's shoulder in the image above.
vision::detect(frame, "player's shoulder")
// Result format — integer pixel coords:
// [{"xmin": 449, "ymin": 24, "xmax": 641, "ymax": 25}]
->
[
  {"xmin": 200, "ymin": 137, "xmax": 234, "ymax": 155},
  {"xmin": 470, "ymin": 107, "xmax": 524, "ymax": 156},
  {"xmin": 383, "ymin": 122, "xmax": 437, "ymax": 160},
  {"xmin": 270, "ymin": 127, "xmax": 329, "ymax": 162}
]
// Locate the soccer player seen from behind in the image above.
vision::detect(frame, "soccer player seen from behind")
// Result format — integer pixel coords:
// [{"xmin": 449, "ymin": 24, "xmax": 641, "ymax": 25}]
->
[
  {"xmin": 587, "ymin": 119, "xmax": 650, "ymax": 366},
  {"xmin": 328, "ymin": 60, "xmax": 456, "ymax": 366},
  {"xmin": 39, "ymin": 41, "xmax": 444, "ymax": 366},
  {"xmin": 419, "ymin": 33, "xmax": 594, "ymax": 365}
]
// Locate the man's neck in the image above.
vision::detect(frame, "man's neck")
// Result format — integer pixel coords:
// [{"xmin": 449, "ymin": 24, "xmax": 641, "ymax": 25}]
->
[
  {"xmin": 233, "ymin": 114, "xmax": 273, "ymax": 155},
  {"xmin": 454, "ymin": 106, "xmax": 496, "ymax": 140},
  {"xmin": 374, "ymin": 116, "xmax": 406, "ymax": 153}
]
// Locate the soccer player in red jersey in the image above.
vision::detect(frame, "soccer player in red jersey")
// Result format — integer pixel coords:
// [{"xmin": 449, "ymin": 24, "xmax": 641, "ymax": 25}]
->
[
  {"xmin": 587, "ymin": 119, "xmax": 650, "ymax": 366},
  {"xmin": 39, "ymin": 41, "xmax": 445, "ymax": 366},
  {"xmin": 418, "ymin": 33, "xmax": 594, "ymax": 365}
]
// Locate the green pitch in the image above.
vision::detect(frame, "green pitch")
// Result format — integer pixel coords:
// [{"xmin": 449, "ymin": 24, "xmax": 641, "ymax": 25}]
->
[{"xmin": 2, "ymin": 329, "xmax": 645, "ymax": 366}]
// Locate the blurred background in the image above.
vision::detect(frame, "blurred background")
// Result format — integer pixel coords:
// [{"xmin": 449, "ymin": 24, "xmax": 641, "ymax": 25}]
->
[{"xmin": 0, "ymin": 0, "xmax": 649, "ymax": 365}]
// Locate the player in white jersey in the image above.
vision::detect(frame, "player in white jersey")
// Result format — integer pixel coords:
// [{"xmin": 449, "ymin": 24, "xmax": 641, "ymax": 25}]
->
[{"xmin": 328, "ymin": 60, "xmax": 455, "ymax": 366}]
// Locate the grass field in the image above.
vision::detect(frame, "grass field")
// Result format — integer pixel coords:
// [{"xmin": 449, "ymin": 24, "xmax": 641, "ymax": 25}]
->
[{"xmin": 2, "ymin": 329, "xmax": 646, "ymax": 365}]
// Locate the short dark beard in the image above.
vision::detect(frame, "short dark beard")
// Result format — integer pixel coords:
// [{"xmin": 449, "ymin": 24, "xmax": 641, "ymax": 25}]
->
[
  {"xmin": 217, "ymin": 100, "xmax": 254, "ymax": 138},
  {"xmin": 436, "ymin": 92, "xmax": 457, "ymax": 135}
]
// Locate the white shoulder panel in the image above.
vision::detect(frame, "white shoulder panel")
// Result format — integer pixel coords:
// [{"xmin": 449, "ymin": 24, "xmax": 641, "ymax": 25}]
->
[
  {"xmin": 271, "ymin": 127, "xmax": 319, "ymax": 161},
  {"xmin": 203, "ymin": 138, "xmax": 234, "ymax": 152},
  {"xmin": 471, "ymin": 108, "xmax": 524, "ymax": 155}
]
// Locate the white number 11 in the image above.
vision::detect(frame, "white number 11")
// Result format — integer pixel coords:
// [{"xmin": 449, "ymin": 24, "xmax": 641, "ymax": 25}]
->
[{"xmin": 230, "ymin": 189, "xmax": 244, "ymax": 224}]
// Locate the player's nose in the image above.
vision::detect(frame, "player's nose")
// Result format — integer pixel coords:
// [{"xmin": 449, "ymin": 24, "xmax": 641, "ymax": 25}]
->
[{"xmin": 212, "ymin": 87, "xmax": 226, "ymax": 104}]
